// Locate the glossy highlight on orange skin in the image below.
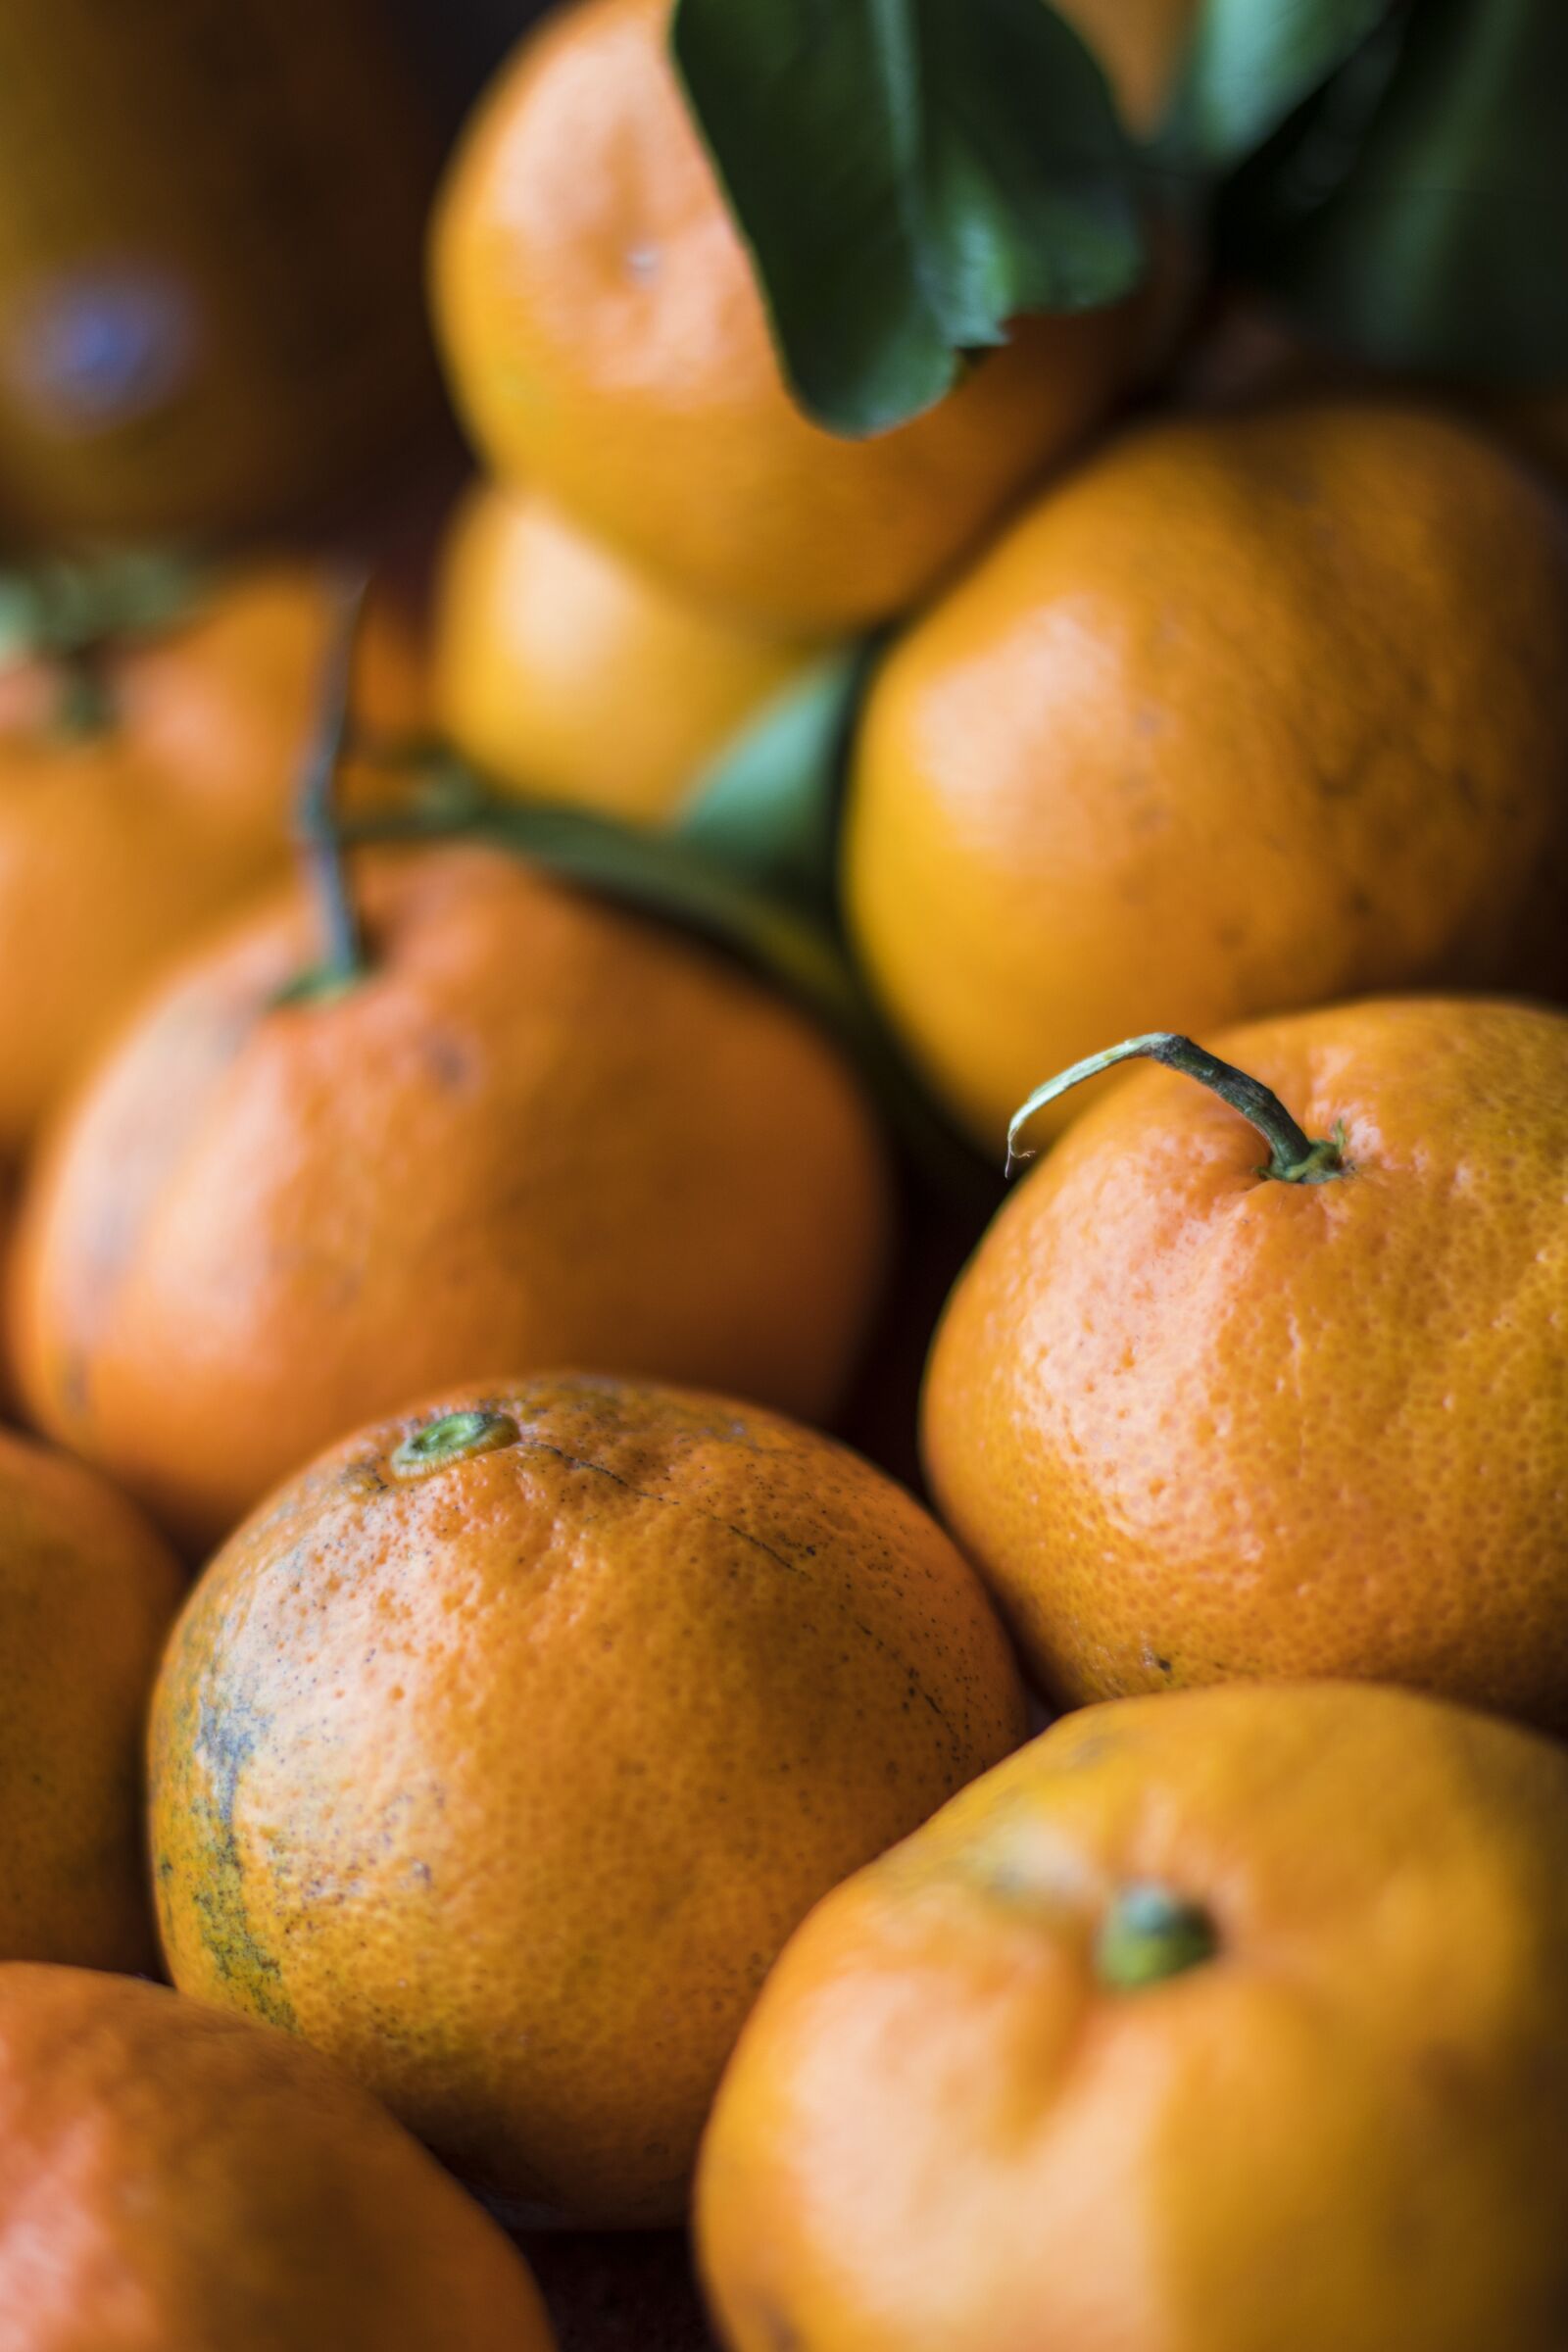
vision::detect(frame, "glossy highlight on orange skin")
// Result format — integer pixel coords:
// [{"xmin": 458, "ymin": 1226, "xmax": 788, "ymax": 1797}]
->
[
  {"xmin": 433, "ymin": 479, "xmax": 822, "ymax": 820},
  {"xmin": 0, "ymin": 1967, "xmax": 555, "ymax": 2352},
  {"xmin": 923, "ymin": 997, "xmax": 1568, "ymax": 1729},
  {"xmin": 0, "ymin": 566, "xmax": 424, "ymax": 1161},
  {"xmin": 148, "ymin": 1375, "xmax": 1028, "ymax": 2225},
  {"xmin": 846, "ymin": 400, "xmax": 1568, "ymax": 1152},
  {"xmin": 698, "ymin": 1681, "xmax": 1568, "ymax": 2352},
  {"xmin": 10, "ymin": 846, "xmax": 891, "ymax": 1552},
  {"xmin": 430, "ymin": 0, "xmax": 1142, "ymax": 634}
]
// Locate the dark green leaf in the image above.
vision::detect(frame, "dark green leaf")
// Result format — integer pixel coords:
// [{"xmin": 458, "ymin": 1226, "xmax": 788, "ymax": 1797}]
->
[
  {"xmin": 1206, "ymin": 5, "xmax": 1414, "ymax": 248},
  {"xmin": 671, "ymin": 0, "xmax": 1145, "ymax": 437},
  {"xmin": 1227, "ymin": 0, "xmax": 1568, "ymax": 381},
  {"xmin": 1171, "ymin": 0, "xmax": 1399, "ymax": 168},
  {"xmin": 673, "ymin": 648, "xmax": 869, "ymax": 920}
]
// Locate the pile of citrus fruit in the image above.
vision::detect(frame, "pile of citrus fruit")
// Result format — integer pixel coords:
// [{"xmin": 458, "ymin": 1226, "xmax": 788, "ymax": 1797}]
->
[{"xmin": 1, "ymin": 2, "xmax": 1565, "ymax": 2346}]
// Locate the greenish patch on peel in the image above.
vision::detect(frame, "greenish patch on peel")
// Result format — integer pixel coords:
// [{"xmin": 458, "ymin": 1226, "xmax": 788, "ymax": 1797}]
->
[
  {"xmin": 1096, "ymin": 1885, "xmax": 1217, "ymax": 1990},
  {"xmin": 185, "ymin": 1677, "xmax": 294, "ymax": 2028},
  {"xmin": 391, "ymin": 1410, "xmax": 520, "ymax": 1479}
]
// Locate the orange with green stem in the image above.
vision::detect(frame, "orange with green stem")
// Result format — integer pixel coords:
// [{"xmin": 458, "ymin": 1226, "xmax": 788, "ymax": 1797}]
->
[
  {"xmin": 924, "ymin": 996, "xmax": 1568, "ymax": 1729},
  {"xmin": 9, "ymin": 598, "xmax": 890, "ymax": 1550},
  {"xmin": 148, "ymin": 1373, "xmax": 1026, "ymax": 2224},
  {"xmin": 698, "ymin": 1679, "xmax": 1568, "ymax": 2352}
]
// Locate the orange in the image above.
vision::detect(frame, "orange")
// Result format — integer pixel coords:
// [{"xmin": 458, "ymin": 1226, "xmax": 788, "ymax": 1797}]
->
[
  {"xmin": 845, "ymin": 398, "xmax": 1568, "ymax": 1153},
  {"xmin": 0, "ymin": 1427, "xmax": 180, "ymax": 1970},
  {"xmin": 428, "ymin": 0, "xmax": 1142, "ymax": 634},
  {"xmin": 148, "ymin": 1374, "xmax": 1027, "ymax": 2225},
  {"xmin": 0, "ymin": 1168, "xmax": 16, "ymax": 1412},
  {"xmin": 0, "ymin": 1964, "xmax": 553, "ymax": 2351},
  {"xmin": 432, "ymin": 479, "xmax": 821, "ymax": 821},
  {"xmin": 1055, "ymin": 0, "xmax": 1200, "ymax": 135},
  {"xmin": 698, "ymin": 1679, "xmax": 1568, "ymax": 2352},
  {"xmin": 0, "ymin": 564, "xmax": 423, "ymax": 1162},
  {"xmin": 923, "ymin": 999, "xmax": 1568, "ymax": 1726},
  {"xmin": 10, "ymin": 846, "xmax": 890, "ymax": 1552}
]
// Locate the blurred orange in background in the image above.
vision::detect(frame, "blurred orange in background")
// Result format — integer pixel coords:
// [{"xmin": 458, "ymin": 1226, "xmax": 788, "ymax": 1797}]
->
[
  {"xmin": 0, "ymin": 0, "xmax": 459, "ymax": 550},
  {"xmin": 0, "ymin": 564, "xmax": 424, "ymax": 1163},
  {"xmin": 433, "ymin": 481, "xmax": 823, "ymax": 821}
]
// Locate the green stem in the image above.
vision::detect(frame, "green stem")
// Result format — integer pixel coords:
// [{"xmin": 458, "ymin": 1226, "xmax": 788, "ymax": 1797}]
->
[
  {"xmin": 292, "ymin": 570, "xmax": 368, "ymax": 997},
  {"xmin": 1005, "ymin": 1032, "xmax": 1347, "ymax": 1185},
  {"xmin": 391, "ymin": 1410, "xmax": 520, "ymax": 1478},
  {"xmin": 1096, "ymin": 1885, "xmax": 1216, "ymax": 1991}
]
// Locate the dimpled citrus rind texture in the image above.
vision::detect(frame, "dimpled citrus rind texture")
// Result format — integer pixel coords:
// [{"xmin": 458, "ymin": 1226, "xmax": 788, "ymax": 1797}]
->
[
  {"xmin": 0, "ymin": 1966, "xmax": 554, "ymax": 2352},
  {"xmin": 428, "ymin": 0, "xmax": 1139, "ymax": 634},
  {"xmin": 698, "ymin": 1681, "xmax": 1568, "ymax": 2352},
  {"xmin": 9, "ymin": 845, "xmax": 890, "ymax": 1552},
  {"xmin": 432, "ymin": 481, "xmax": 821, "ymax": 820},
  {"xmin": 845, "ymin": 400, "xmax": 1568, "ymax": 1152},
  {"xmin": 0, "ymin": 568, "xmax": 423, "ymax": 1159},
  {"xmin": 923, "ymin": 997, "xmax": 1568, "ymax": 1727},
  {"xmin": 0, "ymin": 1429, "xmax": 182, "ymax": 1971},
  {"xmin": 149, "ymin": 1375, "xmax": 1028, "ymax": 2225}
]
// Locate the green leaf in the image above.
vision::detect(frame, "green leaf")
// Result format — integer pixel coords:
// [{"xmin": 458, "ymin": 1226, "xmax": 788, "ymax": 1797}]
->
[
  {"xmin": 1171, "ymin": 0, "xmax": 1399, "ymax": 168},
  {"xmin": 671, "ymin": 0, "xmax": 1145, "ymax": 437},
  {"xmin": 673, "ymin": 648, "xmax": 869, "ymax": 920},
  {"xmin": 0, "ymin": 547, "xmax": 203, "ymax": 668},
  {"xmin": 1225, "ymin": 0, "xmax": 1568, "ymax": 382},
  {"xmin": 344, "ymin": 762, "xmax": 996, "ymax": 1214}
]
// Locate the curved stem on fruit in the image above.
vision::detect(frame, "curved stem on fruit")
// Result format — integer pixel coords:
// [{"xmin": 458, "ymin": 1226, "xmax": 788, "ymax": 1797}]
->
[
  {"xmin": 293, "ymin": 569, "xmax": 368, "ymax": 998},
  {"xmin": 1004, "ymin": 1032, "xmax": 1347, "ymax": 1186}
]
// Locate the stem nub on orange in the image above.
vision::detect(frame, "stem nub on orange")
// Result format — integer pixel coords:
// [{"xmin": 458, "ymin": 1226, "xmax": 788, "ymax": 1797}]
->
[
  {"xmin": 923, "ymin": 997, "xmax": 1568, "ymax": 1729},
  {"xmin": 149, "ymin": 1375, "xmax": 1027, "ymax": 2225},
  {"xmin": 428, "ymin": 0, "xmax": 1143, "ymax": 634},
  {"xmin": 845, "ymin": 400, "xmax": 1568, "ymax": 1154},
  {"xmin": 0, "ymin": 1967, "xmax": 553, "ymax": 2351},
  {"xmin": 9, "ymin": 846, "xmax": 891, "ymax": 1552},
  {"xmin": 698, "ymin": 1680, "xmax": 1568, "ymax": 2352}
]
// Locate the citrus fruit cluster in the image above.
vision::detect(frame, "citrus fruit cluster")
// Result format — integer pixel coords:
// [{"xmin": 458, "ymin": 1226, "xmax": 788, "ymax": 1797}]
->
[{"xmin": 0, "ymin": 1, "xmax": 1565, "ymax": 2347}]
